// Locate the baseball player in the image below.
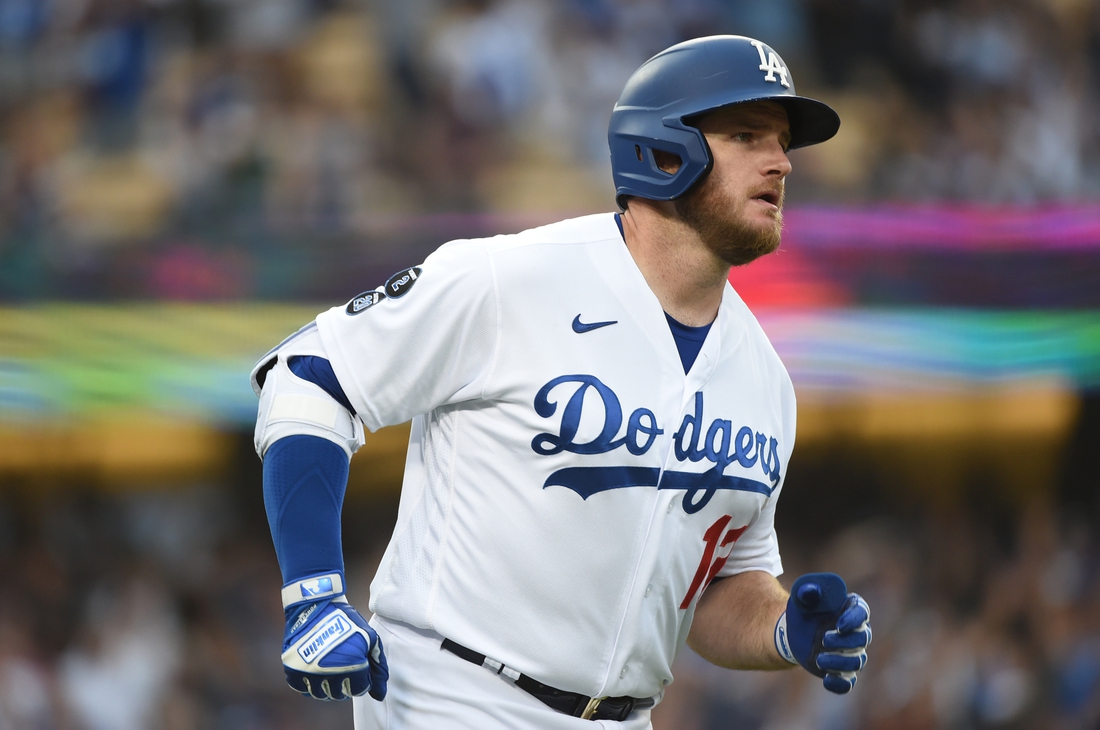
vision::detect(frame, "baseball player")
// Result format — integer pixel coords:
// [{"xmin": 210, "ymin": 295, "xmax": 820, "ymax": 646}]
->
[{"xmin": 251, "ymin": 35, "xmax": 871, "ymax": 728}]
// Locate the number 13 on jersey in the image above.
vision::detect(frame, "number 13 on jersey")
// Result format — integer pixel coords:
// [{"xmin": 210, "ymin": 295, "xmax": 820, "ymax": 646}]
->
[{"xmin": 681, "ymin": 515, "xmax": 748, "ymax": 609}]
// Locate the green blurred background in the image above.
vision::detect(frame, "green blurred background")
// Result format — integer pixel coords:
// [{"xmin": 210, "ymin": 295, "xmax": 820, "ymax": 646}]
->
[{"xmin": 2, "ymin": 0, "xmax": 1100, "ymax": 728}]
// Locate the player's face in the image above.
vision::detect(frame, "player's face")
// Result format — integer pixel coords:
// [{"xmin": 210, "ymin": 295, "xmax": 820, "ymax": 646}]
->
[{"xmin": 675, "ymin": 101, "xmax": 792, "ymax": 267}]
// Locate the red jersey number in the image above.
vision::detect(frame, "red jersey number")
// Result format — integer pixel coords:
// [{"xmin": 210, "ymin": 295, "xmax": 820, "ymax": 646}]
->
[{"xmin": 680, "ymin": 515, "xmax": 748, "ymax": 609}]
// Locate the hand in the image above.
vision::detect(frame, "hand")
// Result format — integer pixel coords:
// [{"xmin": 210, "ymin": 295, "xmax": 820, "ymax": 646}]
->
[
  {"xmin": 281, "ymin": 597, "xmax": 389, "ymax": 701},
  {"xmin": 775, "ymin": 572, "xmax": 871, "ymax": 694}
]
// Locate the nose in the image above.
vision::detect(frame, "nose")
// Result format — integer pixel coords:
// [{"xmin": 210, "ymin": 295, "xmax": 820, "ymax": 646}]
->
[{"xmin": 766, "ymin": 139, "xmax": 792, "ymax": 178}]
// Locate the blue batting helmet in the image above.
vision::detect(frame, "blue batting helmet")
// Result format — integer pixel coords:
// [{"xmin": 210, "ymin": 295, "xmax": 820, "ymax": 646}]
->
[{"xmin": 608, "ymin": 35, "xmax": 840, "ymax": 207}]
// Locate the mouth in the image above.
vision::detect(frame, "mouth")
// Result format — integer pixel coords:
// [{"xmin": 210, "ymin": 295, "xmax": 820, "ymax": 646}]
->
[{"xmin": 752, "ymin": 190, "xmax": 781, "ymax": 208}]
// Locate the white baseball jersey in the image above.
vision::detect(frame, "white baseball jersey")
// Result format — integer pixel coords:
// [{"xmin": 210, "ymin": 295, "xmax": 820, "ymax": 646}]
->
[{"xmin": 313, "ymin": 212, "xmax": 795, "ymax": 700}]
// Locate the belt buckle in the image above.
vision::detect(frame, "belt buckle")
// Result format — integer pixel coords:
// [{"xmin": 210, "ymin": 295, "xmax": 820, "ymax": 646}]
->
[{"xmin": 580, "ymin": 697, "xmax": 606, "ymax": 720}]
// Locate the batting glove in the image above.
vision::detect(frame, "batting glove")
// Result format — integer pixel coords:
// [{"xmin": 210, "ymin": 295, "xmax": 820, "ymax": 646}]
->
[
  {"xmin": 280, "ymin": 572, "xmax": 389, "ymax": 701},
  {"xmin": 774, "ymin": 572, "xmax": 871, "ymax": 694}
]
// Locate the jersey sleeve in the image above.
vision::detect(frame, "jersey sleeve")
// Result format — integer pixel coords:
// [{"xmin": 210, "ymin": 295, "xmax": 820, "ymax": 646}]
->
[
  {"xmin": 716, "ymin": 480, "xmax": 784, "ymax": 578},
  {"xmin": 716, "ymin": 368, "xmax": 796, "ymax": 579},
  {"xmin": 314, "ymin": 240, "xmax": 499, "ymax": 432}
]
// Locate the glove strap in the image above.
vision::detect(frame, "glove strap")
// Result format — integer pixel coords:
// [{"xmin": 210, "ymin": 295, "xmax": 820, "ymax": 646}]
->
[
  {"xmin": 774, "ymin": 611, "xmax": 798, "ymax": 665},
  {"xmin": 282, "ymin": 572, "xmax": 345, "ymax": 608}
]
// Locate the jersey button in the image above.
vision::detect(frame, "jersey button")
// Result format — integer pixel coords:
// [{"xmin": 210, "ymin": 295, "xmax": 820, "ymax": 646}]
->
[
  {"xmin": 644, "ymin": 584, "xmax": 652, "ymax": 597},
  {"xmin": 666, "ymin": 502, "xmax": 674, "ymax": 514},
  {"xmin": 620, "ymin": 667, "xmax": 628, "ymax": 678}
]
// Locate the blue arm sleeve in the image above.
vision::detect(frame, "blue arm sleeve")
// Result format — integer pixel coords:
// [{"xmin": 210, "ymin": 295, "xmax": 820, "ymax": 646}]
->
[{"xmin": 262, "ymin": 434, "xmax": 348, "ymax": 584}]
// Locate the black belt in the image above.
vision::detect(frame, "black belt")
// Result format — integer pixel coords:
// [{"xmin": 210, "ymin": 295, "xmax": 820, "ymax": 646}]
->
[{"xmin": 440, "ymin": 638, "xmax": 654, "ymax": 722}]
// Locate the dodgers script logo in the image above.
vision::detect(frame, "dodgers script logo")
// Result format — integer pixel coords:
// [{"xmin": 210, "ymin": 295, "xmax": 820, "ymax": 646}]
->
[{"xmin": 531, "ymin": 374, "xmax": 781, "ymax": 513}]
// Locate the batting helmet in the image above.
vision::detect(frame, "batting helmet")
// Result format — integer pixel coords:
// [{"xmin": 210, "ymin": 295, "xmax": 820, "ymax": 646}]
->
[{"xmin": 608, "ymin": 35, "xmax": 840, "ymax": 207}]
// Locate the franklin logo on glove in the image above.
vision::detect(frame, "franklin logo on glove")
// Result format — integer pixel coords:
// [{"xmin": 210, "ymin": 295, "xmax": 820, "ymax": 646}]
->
[
  {"xmin": 298, "ymin": 614, "xmax": 352, "ymax": 663},
  {"xmin": 277, "ymin": 572, "xmax": 389, "ymax": 701}
]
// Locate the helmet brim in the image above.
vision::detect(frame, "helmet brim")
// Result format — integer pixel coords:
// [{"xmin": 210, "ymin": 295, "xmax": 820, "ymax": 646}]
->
[
  {"xmin": 684, "ymin": 95, "xmax": 840, "ymax": 150},
  {"xmin": 776, "ymin": 96, "xmax": 841, "ymax": 149}
]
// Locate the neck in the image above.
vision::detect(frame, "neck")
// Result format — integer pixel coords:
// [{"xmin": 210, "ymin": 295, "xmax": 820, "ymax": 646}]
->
[{"xmin": 620, "ymin": 202, "xmax": 730, "ymax": 327}]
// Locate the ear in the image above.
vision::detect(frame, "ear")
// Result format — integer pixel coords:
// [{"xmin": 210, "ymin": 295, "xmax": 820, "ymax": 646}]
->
[{"xmin": 652, "ymin": 149, "xmax": 682, "ymax": 175}]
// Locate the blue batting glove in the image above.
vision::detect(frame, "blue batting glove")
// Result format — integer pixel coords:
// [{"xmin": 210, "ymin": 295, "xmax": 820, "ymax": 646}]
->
[
  {"xmin": 280, "ymin": 573, "xmax": 388, "ymax": 701},
  {"xmin": 774, "ymin": 572, "xmax": 871, "ymax": 694}
]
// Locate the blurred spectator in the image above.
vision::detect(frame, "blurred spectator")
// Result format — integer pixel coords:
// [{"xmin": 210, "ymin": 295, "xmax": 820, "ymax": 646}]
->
[
  {"xmin": 0, "ymin": 481, "xmax": 364, "ymax": 729},
  {"xmin": 58, "ymin": 571, "xmax": 182, "ymax": 730},
  {"xmin": 0, "ymin": 604, "xmax": 58, "ymax": 728},
  {"xmin": 0, "ymin": 454, "xmax": 1094, "ymax": 729},
  {"xmin": 4, "ymin": 0, "xmax": 1099, "ymax": 301}
]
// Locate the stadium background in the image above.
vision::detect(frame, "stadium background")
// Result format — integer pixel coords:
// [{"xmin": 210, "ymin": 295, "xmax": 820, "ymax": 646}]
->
[{"xmin": 1, "ymin": 0, "xmax": 1099, "ymax": 727}]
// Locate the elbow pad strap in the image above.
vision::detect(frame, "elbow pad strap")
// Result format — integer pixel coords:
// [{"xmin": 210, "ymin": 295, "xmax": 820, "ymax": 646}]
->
[{"xmin": 255, "ymin": 357, "xmax": 363, "ymax": 460}]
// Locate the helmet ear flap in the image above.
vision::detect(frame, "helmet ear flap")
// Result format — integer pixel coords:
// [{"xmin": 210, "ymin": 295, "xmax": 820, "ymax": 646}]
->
[{"xmin": 610, "ymin": 121, "xmax": 712, "ymax": 208}]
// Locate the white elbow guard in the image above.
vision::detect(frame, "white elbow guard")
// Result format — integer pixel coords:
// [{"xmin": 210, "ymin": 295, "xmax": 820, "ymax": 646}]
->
[{"xmin": 252, "ymin": 324, "xmax": 365, "ymax": 460}]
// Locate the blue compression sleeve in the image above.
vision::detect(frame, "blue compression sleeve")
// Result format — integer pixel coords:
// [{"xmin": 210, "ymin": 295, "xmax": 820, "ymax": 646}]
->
[{"xmin": 263, "ymin": 435, "xmax": 348, "ymax": 584}]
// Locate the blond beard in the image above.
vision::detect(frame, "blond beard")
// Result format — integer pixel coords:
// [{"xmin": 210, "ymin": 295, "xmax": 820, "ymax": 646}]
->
[{"xmin": 674, "ymin": 178, "xmax": 784, "ymax": 267}]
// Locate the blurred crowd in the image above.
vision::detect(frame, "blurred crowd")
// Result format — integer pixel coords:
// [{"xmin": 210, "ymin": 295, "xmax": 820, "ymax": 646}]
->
[
  {"xmin": 2, "ymin": 1, "xmax": 1100, "ymax": 728},
  {"xmin": 0, "ymin": 464, "xmax": 1096, "ymax": 729},
  {"xmin": 656, "ymin": 501, "xmax": 1100, "ymax": 730},
  {"xmin": 2, "ymin": 0, "xmax": 1100, "ymax": 279},
  {"xmin": 0, "ymin": 475, "xmax": 386, "ymax": 729}
]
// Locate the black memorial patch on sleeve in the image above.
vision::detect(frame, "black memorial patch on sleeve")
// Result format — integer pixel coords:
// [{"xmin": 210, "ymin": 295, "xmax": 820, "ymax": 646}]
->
[
  {"xmin": 345, "ymin": 266, "xmax": 422, "ymax": 315},
  {"xmin": 346, "ymin": 290, "xmax": 386, "ymax": 315},
  {"xmin": 384, "ymin": 267, "xmax": 422, "ymax": 299}
]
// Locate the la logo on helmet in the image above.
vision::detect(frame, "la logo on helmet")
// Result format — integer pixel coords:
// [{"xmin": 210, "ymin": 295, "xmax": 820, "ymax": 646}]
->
[{"xmin": 749, "ymin": 40, "xmax": 790, "ymax": 88}]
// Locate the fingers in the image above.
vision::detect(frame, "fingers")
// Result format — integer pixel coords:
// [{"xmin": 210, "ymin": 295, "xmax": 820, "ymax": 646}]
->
[
  {"xmin": 818, "ymin": 599, "xmax": 869, "ymax": 694},
  {"xmin": 283, "ymin": 632, "xmax": 387, "ymax": 702},
  {"xmin": 286, "ymin": 670, "xmax": 363, "ymax": 701},
  {"xmin": 795, "ymin": 582, "xmax": 822, "ymax": 610},
  {"xmin": 791, "ymin": 573, "xmax": 849, "ymax": 615},
  {"xmin": 822, "ymin": 671, "xmax": 858, "ymax": 694},
  {"xmin": 286, "ymin": 670, "xmax": 309, "ymax": 695},
  {"xmin": 302, "ymin": 675, "xmax": 341, "ymax": 701},
  {"xmin": 298, "ymin": 675, "xmax": 328, "ymax": 700},
  {"xmin": 822, "ymin": 626, "xmax": 871, "ymax": 650},
  {"xmin": 346, "ymin": 672, "xmax": 371, "ymax": 697},
  {"xmin": 816, "ymin": 651, "xmax": 867, "ymax": 673},
  {"xmin": 369, "ymin": 633, "xmax": 387, "ymax": 668},
  {"xmin": 285, "ymin": 659, "xmax": 385, "ymax": 701},
  {"xmin": 368, "ymin": 638, "xmax": 390, "ymax": 701},
  {"xmin": 835, "ymin": 594, "xmax": 870, "ymax": 633},
  {"xmin": 818, "ymin": 594, "xmax": 870, "ymax": 694}
]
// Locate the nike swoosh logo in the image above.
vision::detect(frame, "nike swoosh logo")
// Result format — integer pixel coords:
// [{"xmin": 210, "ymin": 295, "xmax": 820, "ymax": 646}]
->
[{"xmin": 572, "ymin": 315, "xmax": 618, "ymax": 333}]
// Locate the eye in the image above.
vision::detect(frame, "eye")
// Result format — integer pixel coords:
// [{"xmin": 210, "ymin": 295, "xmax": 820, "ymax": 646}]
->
[{"xmin": 732, "ymin": 132, "xmax": 752, "ymax": 142}]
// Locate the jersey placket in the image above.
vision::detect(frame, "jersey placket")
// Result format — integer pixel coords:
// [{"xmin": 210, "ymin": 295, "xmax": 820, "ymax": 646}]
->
[{"xmin": 596, "ymin": 301, "xmax": 730, "ymax": 696}]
